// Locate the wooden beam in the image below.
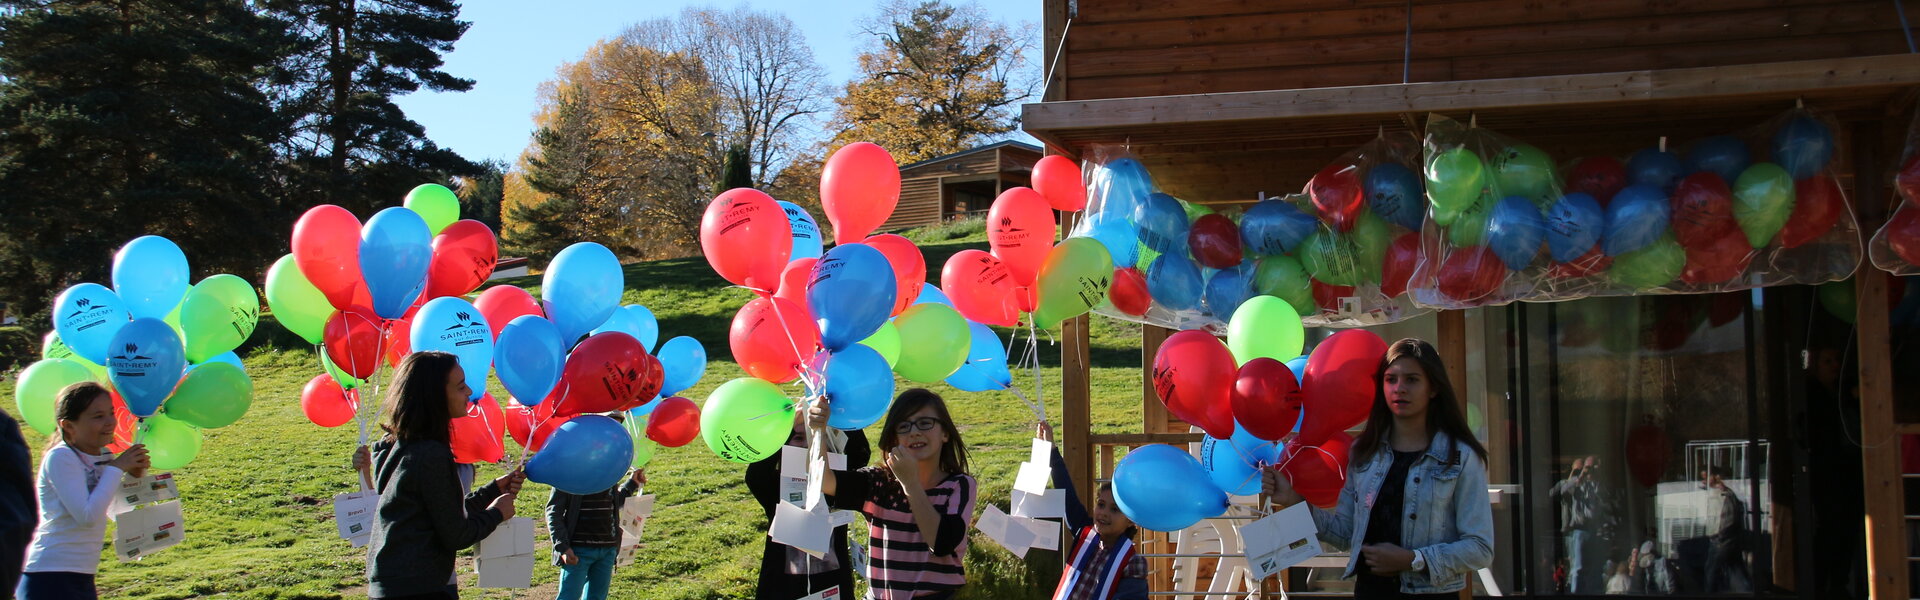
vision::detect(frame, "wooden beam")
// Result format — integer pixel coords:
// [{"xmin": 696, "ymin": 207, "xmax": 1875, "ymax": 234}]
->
[
  {"xmin": 1088, "ymin": 432, "xmax": 1207, "ymax": 445},
  {"xmin": 1854, "ymin": 119, "xmax": 1907, "ymax": 600},
  {"xmin": 1142, "ymin": 324, "xmax": 1173, "ymax": 434}
]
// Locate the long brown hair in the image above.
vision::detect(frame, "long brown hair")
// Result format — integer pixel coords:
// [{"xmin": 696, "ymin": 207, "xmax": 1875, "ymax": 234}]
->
[
  {"xmin": 50, "ymin": 381, "xmax": 112, "ymax": 451},
  {"xmin": 380, "ymin": 351, "xmax": 460, "ymax": 444},
  {"xmin": 877, "ymin": 388, "xmax": 970, "ymax": 477},
  {"xmin": 1349, "ymin": 338, "xmax": 1488, "ymax": 465}
]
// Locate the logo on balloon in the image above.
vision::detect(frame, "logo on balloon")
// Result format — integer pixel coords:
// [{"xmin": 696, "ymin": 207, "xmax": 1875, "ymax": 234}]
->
[
  {"xmin": 719, "ymin": 200, "xmax": 762, "ymax": 235},
  {"xmin": 110, "ymin": 343, "xmax": 157, "ymax": 376},
  {"xmin": 63, "ymin": 298, "xmax": 116, "ymax": 332},
  {"xmin": 438, "ymin": 313, "xmax": 489, "ymax": 347}
]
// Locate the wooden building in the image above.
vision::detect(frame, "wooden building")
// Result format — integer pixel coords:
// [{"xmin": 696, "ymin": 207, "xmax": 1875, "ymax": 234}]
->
[
  {"xmin": 1023, "ymin": 1, "xmax": 1920, "ymax": 598},
  {"xmin": 880, "ymin": 140, "xmax": 1042, "ymax": 231}
]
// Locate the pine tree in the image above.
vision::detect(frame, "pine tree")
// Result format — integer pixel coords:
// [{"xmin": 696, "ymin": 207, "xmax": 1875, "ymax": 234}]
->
[
  {"xmin": 718, "ymin": 144, "xmax": 754, "ymax": 193},
  {"xmin": 506, "ymin": 85, "xmax": 603, "ymax": 264}
]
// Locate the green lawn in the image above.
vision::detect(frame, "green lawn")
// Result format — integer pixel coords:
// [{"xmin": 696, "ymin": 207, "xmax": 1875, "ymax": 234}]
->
[{"xmin": 4, "ymin": 225, "xmax": 1159, "ymax": 599}]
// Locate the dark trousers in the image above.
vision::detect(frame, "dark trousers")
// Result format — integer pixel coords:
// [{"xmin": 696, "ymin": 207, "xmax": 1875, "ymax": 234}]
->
[{"xmin": 16, "ymin": 571, "xmax": 97, "ymax": 600}]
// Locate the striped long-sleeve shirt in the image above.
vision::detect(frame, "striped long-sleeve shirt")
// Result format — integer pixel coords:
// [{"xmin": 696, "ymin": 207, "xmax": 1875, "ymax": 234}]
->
[{"xmin": 830, "ymin": 466, "xmax": 977, "ymax": 599}]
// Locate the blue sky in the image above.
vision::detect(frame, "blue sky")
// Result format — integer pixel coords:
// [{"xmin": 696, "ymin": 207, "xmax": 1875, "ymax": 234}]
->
[{"xmin": 393, "ymin": 0, "xmax": 1043, "ymax": 165}]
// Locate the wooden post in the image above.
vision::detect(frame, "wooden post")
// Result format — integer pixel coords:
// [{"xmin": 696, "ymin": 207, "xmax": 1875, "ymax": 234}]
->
[
  {"xmin": 1436, "ymin": 310, "xmax": 1469, "ymax": 402},
  {"xmin": 1060, "ymin": 211, "xmax": 1095, "ymax": 505},
  {"xmin": 1142, "ymin": 324, "xmax": 1172, "ymax": 433},
  {"xmin": 1855, "ymin": 120, "xmax": 1908, "ymax": 600}
]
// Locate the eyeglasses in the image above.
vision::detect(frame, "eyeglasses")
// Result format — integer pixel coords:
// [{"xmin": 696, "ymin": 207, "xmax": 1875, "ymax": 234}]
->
[{"xmin": 893, "ymin": 417, "xmax": 945, "ymax": 435}]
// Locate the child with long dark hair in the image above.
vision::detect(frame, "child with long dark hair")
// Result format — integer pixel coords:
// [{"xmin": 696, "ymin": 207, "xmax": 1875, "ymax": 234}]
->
[
  {"xmin": 16, "ymin": 382, "xmax": 149, "ymax": 600},
  {"xmin": 366, "ymin": 351, "xmax": 524, "ymax": 600},
  {"xmin": 811, "ymin": 388, "xmax": 978, "ymax": 600},
  {"xmin": 1263, "ymin": 338, "xmax": 1493, "ymax": 599}
]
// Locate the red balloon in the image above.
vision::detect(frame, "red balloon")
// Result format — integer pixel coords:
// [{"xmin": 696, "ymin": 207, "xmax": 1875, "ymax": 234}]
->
[
  {"xmin": 1707, "ymin": 292, "xmax": 1744, "ymax": 327},
  {"xmin": 1566, "ymin": 156, "xmax": 1627, "ymax": 206},
  {"xmin": 1299, "ymin": 329, "xmax": 1386, "ymax": 447},
  {"xmin": 1889, "ymin": 206, "xmax": 1920, "ymax": 266},
  {"xmin": 1109, "ymin": 267, "xmax": 1150, "ymax": 316},
  {"xmin": 1671, "ymin": 172, "xmax": 1738, "ymax": 250},
  {"xmin": 941, "ymin": 250, "xmax": 1020, "ymax": 326},
  {"xmin": 864, "ymin": 234, "xmax": 926, "ymax": 315},
  {"xmin": 1436, "ymin": 246, "xmax": 1507, "ymax": 302},
  {"xmin": 1151, "ymin": 330, "xmax": 1237, "ymax": 439},
  {"xmin": 106, "ymin": 387, "xmax": 136, "ymax": 454},
  {"xmin": 527, "ymin": 414, "xmax": 574, "ymax": 454},
  {"xmin": 1187, "ymin": 214, "xmax": 1243, "ymax": 269},
  {"xmin": 1308, "ymin": 162, "xmax": 1364, "ymax": 232},
  {"xmin": 1232, "ymin": 358, "xmax": 1303, "ymax": 442},
  {"xmin": 1625, "ymin": 422, "xmax": 1671, "ymax": 488},
  {"xmin": 988, "ymin": 187, "xmax": 1056, "ymax": 289},
  {"xmin": 301, "ymin": 374, "xmax": 357, "ymax": 428},
  {"xmin": 1380, "ymin": 232, "xmax": 1422, "ymax": 298},
  {"xmin": 1899, "ymin": 154, "xmax": 1920, "ymax": 201},
  {"xmin": 821, "ymin": 142, "xmax": 902, "ymax": 244},
  {"xmin": 1547, "ymin": 244, "xmax": 1612, "ymax": 279},
  {"xmin": 1679, "ymin": 229, "xmax": 1754, "ymax": 285},
  {"xmin": 1281, "ymin": 432, "xmax": 1352, "ymax": 508},
  {"xmin": 293, "ymin": 204, "xmax": 372, "ymax": 311},
  {"xmin": 729, "ymin": 296, "xmax": 820, "ymax": 383},
  {"xmin": 425, "ymin": 220, "xmax": 499, "ymax": 299},
  {"xmin": 504, "ymin": 397, "xmax": 537, "ymax": 448},
  {"xmin": 323, "ymin": 307, "xmax": 385, "ymax": 380},
  {"xmin": 1312, "ymin": 281, "xmax": 1354, "ymax": 312},
  {"xmin": 644, "ymin": 396, "xmax": 701, "ymax": 448},
  {"xmin": 474, "ymin": 285, "xmax": 543, "ymax": 339},
  {"xmin": 450, "ymin": 394, "xmax": 506, "ymax": 464},
  {"xmin": 1779, "ymin": 174, "xmax": 1845, "ymax": 248},
  {"xmin": 701, "ymin": 188, "xmax": 791, "ymax": 291},
  {"xmin": 775, "ymin": 258, "xmax": 818, "ymax": 307},
  {"xmin": 383, "ymin": 310, "xmax": 414, "ymax": 368},
  {"xmin": 556, "ymin": 332, "xmax": 662, "ymax": 417},
  {"xmin": 1032, "ymin": 155, "xmax": 1087, "ymax": 212}
]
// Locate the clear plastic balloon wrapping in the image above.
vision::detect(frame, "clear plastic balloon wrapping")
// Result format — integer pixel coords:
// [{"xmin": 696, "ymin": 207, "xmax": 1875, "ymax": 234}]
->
[{"xmin": 1869, "ymin": 107, "xmax": 1920, "ymax": 275}]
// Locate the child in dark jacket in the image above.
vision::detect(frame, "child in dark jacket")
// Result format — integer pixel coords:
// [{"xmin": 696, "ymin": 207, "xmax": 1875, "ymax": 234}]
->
[
  {"xmin": 546, "ymin": 467, "xmax": 645, "ymax": 600},
  {"xmin": 1040, "ymin": 422, "xmax": 1147, "ymax": 600}
]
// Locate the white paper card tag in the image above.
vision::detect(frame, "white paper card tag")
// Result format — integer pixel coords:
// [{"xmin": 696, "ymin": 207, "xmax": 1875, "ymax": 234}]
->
[
  {"xmin": 797, "ymin": 584, "xmax": 843, "ymax": 600},
  {"xmin": 1029, "ymin": 438, "xmax": 1052, "ymax": 466},
  {"xmin": 1242, "ymin": 502, "xmax": 1322, "ymax": 580},
  {"xmin": 333, "ymin": 490, "xmax": 377, "ymax": 541},
  {"xmin": 828, "ymin": 510, "xmax": 857, "ymax": 528},
  {"xmin": 1011, "ymin": 488, "xmax": 1067, "ymax": 519},
  {"xmin": 770, "ymin": 502, "xmax": 832, "ymax": 557},
  {"xmin": 348, "ymin": 533, "xmax": 369, "ymax": 548},
  {"xmin": 476, "ymin": 517, "xmax": 536, "ymax": 560},
  {"xmin": 110, "ymin": 472, "xmax": 178, "ymax": 515},
  {"xmin": 780, "ymin": 446, "xmax": 809, "ymax": 507},
  {"xmin": 850, "ymin": 541, "xmax": 869, "ymax": 580},
  {"xmin": 475, "ymin": 553, "xmax": 535, "ymax": 588},
  {"xmin": 1013, "ymin": 461, "xmax": 1052, "ymax": 494},
  {"xmin": 619, "ymin": 494, "xmax": 656, "ymax": 543},
  {"xmin": 1017, "ymin": 515, "xmax": 1061, "ymax": 551},
  {"xmin": 805, "ymin": 454, "xmax": 827, "ymax": 510},
  {"xmin": 976, "ymin": 505, "xmax": 1036, "ymax": 558},
  {"xmin": 113, "ymin": 500, "xmax": 184, "ymax": 561}
]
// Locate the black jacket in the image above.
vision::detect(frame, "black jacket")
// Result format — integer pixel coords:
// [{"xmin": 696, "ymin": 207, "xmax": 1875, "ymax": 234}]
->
[
  {"xmin": 744, "ymin": 428, "xmax": 870, "ymax": 600},
  {"xmin": 546, "ymin": 478, "xmax": 643, "ymax": 565},
  {"xmin": 367, "ymin": 437, "xmax": 505, "ymax": 598}
]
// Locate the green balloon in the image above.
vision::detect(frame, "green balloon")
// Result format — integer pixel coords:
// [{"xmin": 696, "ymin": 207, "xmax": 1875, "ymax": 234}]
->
[
  {"xmin": 1032, "ymin": 237, "xmax": 1114, "ymax": 328},
  {"xmin": 622, "ymin": 416, "xmax": 657, "ymax": 468},
  {"xmin": 265, "ymin": 254, "xmax": 333, "ymax": 345},
  {"xmin": 700, "ymin": 378, "xmax": 795, "ymax": 464},
  {"xmin": 1447, "ymin": 191, "xmax": 1495, "ymax": 248},
  {"xmin": 859, "ymin": 321, "xmax": 901, "ymax": 368},
  {"xmin": 1426, "ymin": 147, "xmax": 1486, "ymax": 226},
  {"xmin": 139, "ymin": 414, "xmax": 202, "ymax": 471},
  {"xmin": 1610, "ymin": 235, "xmax": 1685, "ymax": 289},
  {"xmin": 321, "ymin": 351, "xmax": 364, "ymax": 390},
  {"xmin": 404, "ymin": 183, "xmax": 461, "ymax": 236},
  {"xmin": 1733, "ymin": 162, "xmax": 1795, "ymax": 248},
  {"xmin": 1227, "ymin": 295, "xmax": 1304, "ymax": 365},
  {"xmin": 1490, "ymin": 143, "xmax": 1557, "ymax": 203},
  {"xmin": 15, "ymin": 359, "xmax": 96, "ymax": 435},
  {"xmin": 1350, "ymin": 211, "xmax": 1392, "ymax": 285},
  {"xmin": 165, "ymin": 362, "xmax": 252, "ymax": 429},
  {"xmin": 1819, "ymin": 278, "xmax": 1857, "ymax": 323},
  {"xmin": 180, "ymin": 274, "xmax": 259, "ymax": 363},
  {"xmin": 1253, "ymin": 255, "xmax": 1314, "ymax": 316},
  {"xmin": 1183, "ymin": 201, "xmax": 1215, "ymax": 222},
  {"xmin": 41, "ymin": 331, "xmax": 72, "ymax": 360},
  {"xmin": 1299, "ymin": 230, "xmax": 1361, "ymax": 287},
  {"xmin": 893, "ymin": 303, "xmax": 970, "ymax": 382}
]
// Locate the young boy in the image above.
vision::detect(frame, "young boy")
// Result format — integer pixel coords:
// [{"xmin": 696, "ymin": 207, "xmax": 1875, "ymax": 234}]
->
[
  {"xmin": 546, "ymin": 463, "xmax": 645, "ymax": 600},
  {"xmin": 1040, "ymin": 422, "xmax": 1146, "ymax": 600}
]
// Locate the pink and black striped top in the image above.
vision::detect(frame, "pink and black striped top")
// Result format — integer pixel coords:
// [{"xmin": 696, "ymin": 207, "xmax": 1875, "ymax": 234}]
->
[{"xmin": 830, "ymin": 467, "xmax": 978, "ymax": 599}]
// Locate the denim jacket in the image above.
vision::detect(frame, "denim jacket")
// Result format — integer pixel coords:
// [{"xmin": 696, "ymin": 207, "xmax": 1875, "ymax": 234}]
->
[{"xmin": 1307, "ymin": 430, "xmax": 1494, "ymax": 594}]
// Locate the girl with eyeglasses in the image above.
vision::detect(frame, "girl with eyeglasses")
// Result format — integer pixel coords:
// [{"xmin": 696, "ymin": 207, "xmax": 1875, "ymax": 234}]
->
[{"xmin": 810, "ymin": 388, "xmax": 977, "ymax": 600}]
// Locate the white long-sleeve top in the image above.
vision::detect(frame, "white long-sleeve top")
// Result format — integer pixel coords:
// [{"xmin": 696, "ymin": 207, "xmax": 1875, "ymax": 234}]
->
[{"xmin": 23, "ymin": 444, "xmax": 122, "ymax": 574}]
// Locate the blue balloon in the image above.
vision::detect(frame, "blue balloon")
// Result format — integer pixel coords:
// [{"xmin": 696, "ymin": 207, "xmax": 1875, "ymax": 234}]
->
[
  {"xmin": 1082, "ymin": 214, "xmax": 1140, "ymax": 268},
  {"xmin": 107, "ymin": 318, "xmax": 186, "ymax": 417},
  {"xmin": 359, "ymin": 207, "xmax": 434, "ymax": 319},
  {"xmin": 778, "ymin": 201, "xmax": 824, "ymax": 262},
  {"xmin": 591, "ymin": 305, "xmax": 659, "ymax": 353},
  {"xmin": 1487, "ymin": 196, "xmax": 1547, "ymax": 271},
  {"xmin": 525, "ymin": 415, "xmax": 634, "ymax": 494},
  {"xmin": 1284, "ymin": 356, "xmax": 1309, "ymax": 386},
  {"xmin": 1113, "ymin": 444, "xmax": 1229, "ymax": 532},
  {"xmin": 1146, "ymin": 252, "xmax": 1204, "ymax": 311},
  {"xmin": 1135, "ymin": 192, "xmax": 1190, "ymax": 255},
  {"xmin": 1239, "ymin": 199, "xmax": 1319, "ymax": 255},
  {"xmin": 1685, "ymin": 135, "xmax": 1752, "ymax": 184},
  {"xmin": 945, "ymin": 321, "xmax": 1012, "ymax": 393},
  {"xmin": 630, "ymin": 397, "xmax": 662, "ymax": 417},
  {"xmin": 1546, "ymin": 193, "xmax": 1606, "ymax": 263},
  {"xmin": 817, "ymin": 345, "xmax": 894, "ymax": 429},
  {"xmin": 1627, "ymin": 148, "xmax": 1684, "ymax": 190},
  {"xmin": 1092, "ymin": 158, "xmax": 1153, "ymax": 222},
  {"xmin": 1772, "ymin": 115, "xmax": 1834, "ymax": 180},
  {"xmin": 1604, "ymin": 185, "xmax": 1671, "ymax": 256},
  {"xmin": 807, "ymin": 243, "xmax": 896, "ymax": 351},
  {"xmin": 1204, "ymin": 263, "xmax": 1252, "ymax": 319},
  {"xmin": 1201, "ymin": 424, "xmax": 1282, "ymax": 496},
  {"xmin": 52, "ymin": 283, "xmax": 130, "ymax": 365},
  {"xmin": 1365, "ymin": 163, "xmax": 1426, "ymax": 231},
  {"xmin": 656, "ymin": 336, "xmax": 707, "ymax": 397},
  {"xmin": 544, "ymin": 243, "xmax": 625, "ymax": 344},
  {"xmin": 410, "ymin": 297, "xmax": 493, "ymax": 400},
  {"xmin": 914, "ymin": 283, "xmax": 952, "ymax": 307},
  {"xmin": 112, "ymin": 236, "xmax": 190, "ymax": 320},
  {"xmin": 494, "ymin": 315, "xmax": 565, "ymax": 404},
  {"xmin": 186, "ymin": 351, "xmax": 243, "ymax": 373}
]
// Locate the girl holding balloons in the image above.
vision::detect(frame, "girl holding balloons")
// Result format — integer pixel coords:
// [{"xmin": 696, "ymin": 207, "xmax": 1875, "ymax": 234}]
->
[
  {"xmin": 366, "ymin": 352, "xmax": 524, "ymax": 600},
  {"xmin": 810, "ymin": 389, "xmax": 977, "ymax": 600},
  {"xmin": 1263, "ymin": 339, "xmax": 1492, "ymax": 599},
  {"xmin": 17, "ymin": 382, "xmax": 149, "ymax": 600}
]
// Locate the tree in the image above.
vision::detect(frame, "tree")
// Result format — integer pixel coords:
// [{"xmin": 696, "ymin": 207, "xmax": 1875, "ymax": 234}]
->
[
  {"xmin": 456, "ymin": 159, "xmax": 507, "ymax": 232},
  {"xmin": 718, "ymin": 144, "xmax": 754, "ymax": 193},
  {"xmin": 828, "ymin": 0, "xmax": 1036, "ymax": 163},
  {"xmin": 506, "ymin": 82, "xmax": 614, "ymax": 264},
  {"xmin": 0, "ymin": 0, "xmax": 290, "ymax": 318}
]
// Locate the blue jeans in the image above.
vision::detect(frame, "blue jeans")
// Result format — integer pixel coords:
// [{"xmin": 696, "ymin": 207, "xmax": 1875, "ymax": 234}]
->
[
  {"xmin": 1565, "ymin": 529, "xmax": 1602, "ymax": 594},
  {"xmin": 16, "ymin": 571, "xmax": 97, "ymax": 600},
  {"xmin": 557, "ymin": 546, "xmax": 619, "ymax": 600}
]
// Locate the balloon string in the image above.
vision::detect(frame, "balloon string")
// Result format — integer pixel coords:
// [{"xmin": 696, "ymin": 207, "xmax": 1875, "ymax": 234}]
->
[{"xmin": 1274, "ymin": 443, "xmax": 1347, "ymax": 481}]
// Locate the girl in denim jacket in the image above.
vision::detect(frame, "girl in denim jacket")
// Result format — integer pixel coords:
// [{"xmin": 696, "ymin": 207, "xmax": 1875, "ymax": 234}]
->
[{"xmin": 1264, "ymin": 338, "xmax": 1493, "ymax": 599}]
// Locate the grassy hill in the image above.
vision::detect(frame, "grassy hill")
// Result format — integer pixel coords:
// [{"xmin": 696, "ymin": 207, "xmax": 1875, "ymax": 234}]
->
[{"xmin": 3, "ymin": 220, "xmax": 1159, "ymax": 599}]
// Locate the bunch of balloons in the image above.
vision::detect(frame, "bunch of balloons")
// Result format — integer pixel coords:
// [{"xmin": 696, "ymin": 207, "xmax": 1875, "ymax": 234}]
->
[
  {"xmin": 19, "ymin": 236, "xmax": 261, "ymax": 470},
  {"xmin": 1873, "ymin": 112, "xmax": 1920, "ymax": 275}
]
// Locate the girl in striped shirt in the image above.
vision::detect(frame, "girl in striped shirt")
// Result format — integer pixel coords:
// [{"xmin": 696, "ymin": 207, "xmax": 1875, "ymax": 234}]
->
[{"xmin": 812, "ymin": 388, "xmax": 977, "ymax": 600}]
